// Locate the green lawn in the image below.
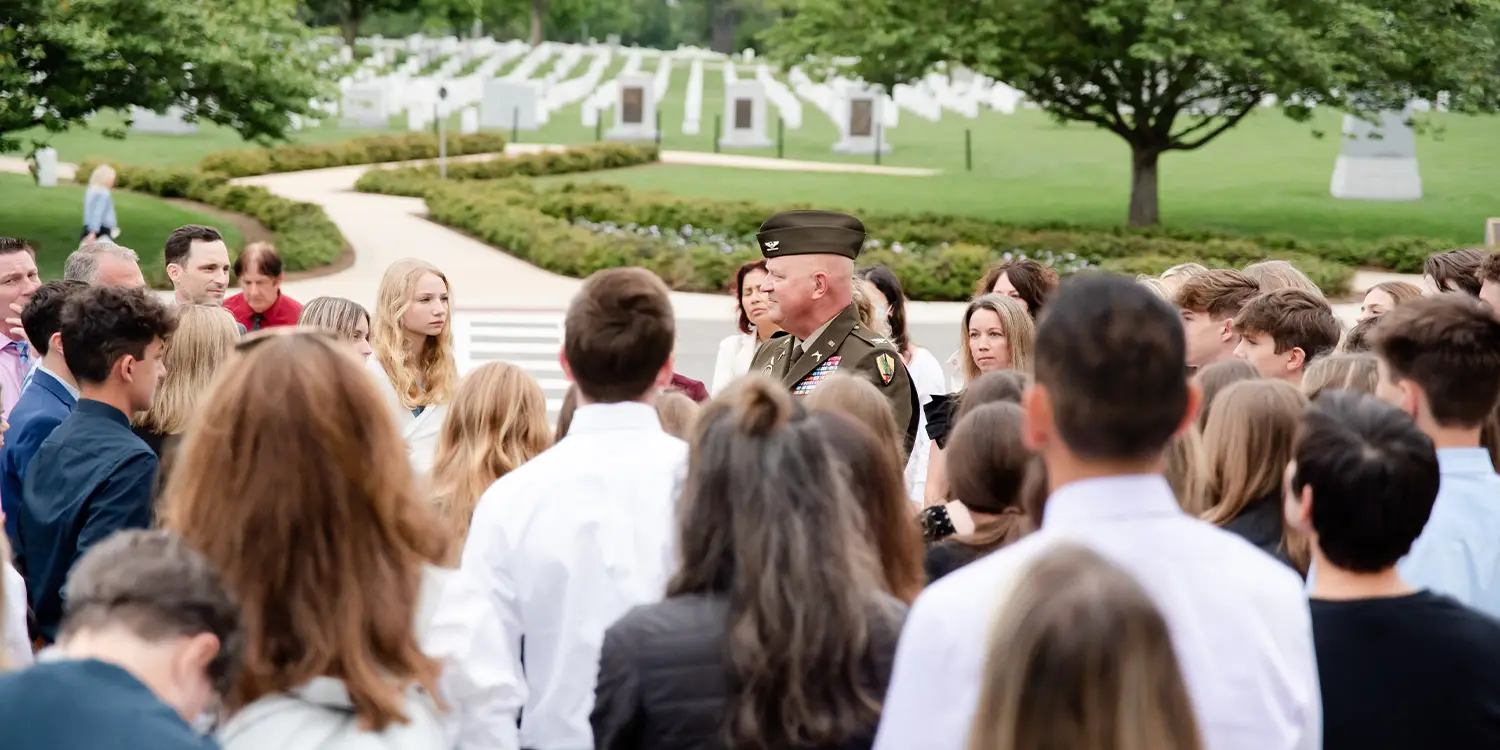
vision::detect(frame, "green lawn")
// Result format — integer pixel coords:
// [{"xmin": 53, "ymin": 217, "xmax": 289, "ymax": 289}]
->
[
  {"xmin": 537, "ymin": 106, "xmax": 1500, "ymax": 245},
  {"xmin": 18, "ymin": 80, "xmax": 1500, "ymax": 245},
  {"xmin": 0, "ymin": 174, "xmax": 243, "ymax": 280}
]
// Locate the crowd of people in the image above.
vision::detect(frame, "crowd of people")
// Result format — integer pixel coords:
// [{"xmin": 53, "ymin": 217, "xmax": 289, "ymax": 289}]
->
[{"xmin": 0, "ymin": 207, "xmax": 1496, "ymax": 750}]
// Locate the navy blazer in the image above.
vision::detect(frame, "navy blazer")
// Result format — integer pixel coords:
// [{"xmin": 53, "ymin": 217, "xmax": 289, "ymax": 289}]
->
[
  {"xmin": 16, "ymin": 399, "xmax": 157, "ymax": 642},
  {"xmin": 1, "ymin": 371, "xmax": 77, "ymax": 545}
]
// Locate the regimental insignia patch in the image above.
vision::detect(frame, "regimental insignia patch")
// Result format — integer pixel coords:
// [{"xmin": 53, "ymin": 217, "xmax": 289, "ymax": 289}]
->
[
  {"xmin": 793, "ymin": 356, "xmax": 842, "ymax": 396},
  {"xmin": 876, "ymin": 353, "xmax": 896, "ymax": 385}
]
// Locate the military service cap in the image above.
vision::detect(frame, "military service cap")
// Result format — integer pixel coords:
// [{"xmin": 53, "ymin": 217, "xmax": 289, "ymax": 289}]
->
[{"xmin": 756, "ymin": 210, "xmax": 866, "ymax": 260}]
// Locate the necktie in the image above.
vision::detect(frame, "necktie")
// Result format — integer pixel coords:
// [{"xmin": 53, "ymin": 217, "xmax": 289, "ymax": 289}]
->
[
  {"xmin": 7, "ymin": 341, "xmax": 28, "ymax": 381},
  {"xmin": 788, "ymin": 342, "xmax": 805, "ymax": 367},
  {"xmin": 250, "ymin": 313, "xmax": 266, "ymax": 332}
]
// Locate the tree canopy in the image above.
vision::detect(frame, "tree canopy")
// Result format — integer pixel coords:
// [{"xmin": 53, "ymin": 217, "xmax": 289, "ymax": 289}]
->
[
  {"xmin": 765, "ymin": 0, "xmax": 1500, "ymax": 226},
  {"xmin": 1, "ymin": 0, "xmax": 331, "ymax": 155}
]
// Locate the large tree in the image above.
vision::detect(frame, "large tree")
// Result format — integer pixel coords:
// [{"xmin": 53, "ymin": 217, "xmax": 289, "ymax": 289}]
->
[
  {"xmin": 303, "ymin": 0, "xmax": 427, "ymax": 46},
  {"xmin": 766, "ymin": 0, "xmax": 1500, "ymax": 226},
  {"xmin": 1, "ymin": 0, "xmax": 331, "ymax": 155}
]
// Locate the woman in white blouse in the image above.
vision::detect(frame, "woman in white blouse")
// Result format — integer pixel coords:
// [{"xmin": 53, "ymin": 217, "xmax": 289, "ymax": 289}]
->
[
  {"xmin": 369, "ymin": 258, "xmax": 459, "ymax": 475},
  {"xmin": 710, "ymin": 260, "xmax": 783, "ymax": 395},
  {"xmin": 857, "ymin": 266, "xmax": 947, "ymax": 503}
]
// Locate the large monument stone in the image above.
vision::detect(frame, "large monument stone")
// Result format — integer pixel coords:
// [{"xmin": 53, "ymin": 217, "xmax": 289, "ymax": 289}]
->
[
  {"xmin": 130, "ymin": 106, "xmax": 198, "ymax": 136},
  {"xmin": 720, "ymin": 81, "xmax": 772, "ymax": 148},
  {"xmin": 832, "ymin": 89, "xmax": 890, "ymax": 155},
  {"xmin": 1330, "ymin": 109, "xmax": 1422, "ymax": 201},
  {"xmin": 605, "ymin": 73, "xmax": 658, "ymax": 141},
  {"xmin": 340, "ymin": 86, "xmax": 390, "ymax": 128},
  {"xmin": 480, "ymin": 80, "xmax": 542, "ymax": 131}
]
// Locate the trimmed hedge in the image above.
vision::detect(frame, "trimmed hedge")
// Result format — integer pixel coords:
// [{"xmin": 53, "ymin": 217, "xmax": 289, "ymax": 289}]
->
[
  {"xmin": 354, "ymin": 142, "xmax": 661, "ymax": 194},
  {"xmin": 74, "ymin": 161, "xmax": 344, "ymax": 287},
  {"xmin": 361, "ymin": 168, "xmax": 1357, "ymax": 299},
  {"xmin": 196, "ymin": 132, "xmax": 509, "ymax": 178}
]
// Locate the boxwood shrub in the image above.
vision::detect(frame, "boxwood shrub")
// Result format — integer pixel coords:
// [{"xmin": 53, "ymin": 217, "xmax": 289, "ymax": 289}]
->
[
  {"xmin": 197, "ymin": 132, "xmax": 509, "ymax": 178},
  {"xmin": 75, "ymin": 161, "xmax": 345, "ymax": 287},
  {"xmin": 366, "ymin": 173, "xmax": 1357, "ymax": 299}
]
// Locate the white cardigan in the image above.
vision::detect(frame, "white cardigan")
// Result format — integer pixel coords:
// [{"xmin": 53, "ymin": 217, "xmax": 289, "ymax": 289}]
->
[
  {"xmin": 365, "ymin": 357, "xmax": 449, "ymax": 476},
  {"xmin": 711, "ymin": 332, "xmax": 764, "ymax": 395}
]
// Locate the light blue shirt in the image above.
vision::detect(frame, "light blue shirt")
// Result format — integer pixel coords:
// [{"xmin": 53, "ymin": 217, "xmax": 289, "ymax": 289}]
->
[
  {"xmin": 874, "ymin": 474, "xmax": 1321, "ymax": 750},
  {"xmin": 1398, "ymin": 448, "xmax": 1500, "ymax": 618},
  {"xmin": 34, "ymin": 366, "xmax": 78, "ymax": 401},
  {"xmin": 82, "ymin": 186, "xmax": 117, "ymax": 233}
]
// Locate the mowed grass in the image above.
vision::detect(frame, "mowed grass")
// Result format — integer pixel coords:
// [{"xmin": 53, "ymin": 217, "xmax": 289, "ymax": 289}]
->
[
  {"xmin": 18, "ymin": 71, "xmax": 1500, "ymax": 244},
  {"xmin": 538, "ymin": 106, "xmax": 1500, "ymax": 245},
  {"xmin": 0, "ymin": 174, "xmax": 243, "ymax": 279}
]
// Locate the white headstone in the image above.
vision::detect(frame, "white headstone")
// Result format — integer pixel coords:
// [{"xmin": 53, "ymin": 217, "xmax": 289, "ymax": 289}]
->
[
  {"xmin": 480, "ymin": 80, "xmax": 542, "ymax": 131},
  {"xmin": 130, "ymin": 106, "xmax": 199, "ymax": 136},
  {"xmin": 33, "ymin": 148, "xmax": 58, "ymax": 188},
  {"xmin": 460, "ymin": 107, "xmax": 480, "ymax": 135},
  {"xmin": 720, "ymin": 80, "xmax": 772, "ymax": 148},
  {"xmin": 407, "ymin": 34, "xmax": 424, "ymax": 52},
  {"xmin": 407, "ymin": 106, "xmax": 431, "ymax": 132},
  {"xmin": 1330, "ymin": 109, "xmax": 1422, "ymax": 201},
  {"xmin": 605, "ymin": 73, "xmax": 658, "ymax": 141},
  {"xmin": 832, "ymin": 89, "xmax": 890, "ymax": 154},
  {"xmin": 340, "ymin": 85, "xmax": 390, "ymax": 128}
]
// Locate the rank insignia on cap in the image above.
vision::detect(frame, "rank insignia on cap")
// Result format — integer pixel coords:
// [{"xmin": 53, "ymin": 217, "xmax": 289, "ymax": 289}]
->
[
  {"xmin": 764, "ymin": 240, "xmax": 780, "ymax": 252},
  {"xmin": 876, "ymin": 353, "xmax": 896, "ymax": 385}
]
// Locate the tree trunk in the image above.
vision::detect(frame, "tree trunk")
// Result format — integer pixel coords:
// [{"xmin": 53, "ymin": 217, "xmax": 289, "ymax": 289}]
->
[
  {"xmin": 1128, "ymin": 145, "xmax": 1161, "ymax": 227},
  {"xmin": 529, "ymin": 0, "xmax": 545, "ymax": 46},
  {"xmin": 711, "ymin": 1, "xmax": 738, "ymax": 55},
  {"xmin": 340, "ymin": 0, "xmax": 360, "ymax": 48}
]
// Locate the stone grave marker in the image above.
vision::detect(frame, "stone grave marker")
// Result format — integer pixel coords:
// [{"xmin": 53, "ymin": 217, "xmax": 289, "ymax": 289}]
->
[
  {"xmin": 460, "ymin": 107, "xmax": 480, "ymax": 134},
  {"xmin": 480, "ymin": 80, "xmax": 542, "ymax": 131},
  {"xmin": 720, "ymin": 80, "xmax": 772, "ymax": 148},
  {"xmin": 832, "ymin": 89, "xmax": 891, "ymax": 154},
  {"xmin": 606, "ymin": 73, "xmax": 657, "ymax": 140},
  {"xmin": 1329, "ymin": 109, "xmax": 1422, "ymax": 201},
  {"xmin": 130, "ymin": 106, "xmax": 199, "ymax": 135},
  {"xmin": 340, "ymin": 85, "xmax": 389, "ymax": 128}
]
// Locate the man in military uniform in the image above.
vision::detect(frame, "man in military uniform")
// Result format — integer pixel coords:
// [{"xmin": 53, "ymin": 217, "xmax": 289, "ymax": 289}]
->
[{"xmin": 748, "ymin": 209, "xmax": 920, "ymax": 454}]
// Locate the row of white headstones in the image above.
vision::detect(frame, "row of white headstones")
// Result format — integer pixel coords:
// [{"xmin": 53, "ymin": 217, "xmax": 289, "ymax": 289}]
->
[{"xmin": 125, "ymin": 34, "xmax": 1435, "ymax": 199}]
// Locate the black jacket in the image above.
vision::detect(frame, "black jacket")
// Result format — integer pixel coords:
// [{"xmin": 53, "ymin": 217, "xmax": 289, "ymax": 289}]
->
[
  {"xmin": 1223, "ymin": 494, "xmax": 1299, "ymax": 573},
  {"xmin": 591, "ymin": 592, "xmax": 907, "ymax": 750}
]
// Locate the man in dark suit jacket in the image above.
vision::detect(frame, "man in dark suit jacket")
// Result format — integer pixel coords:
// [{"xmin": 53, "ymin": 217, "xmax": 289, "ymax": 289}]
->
[
  {"xmin": 15, "ymin": 286, "xmax": 177, "ymax": 643},
  {"xmin": 1, "ymin": 281, "xmax": 87, "ymax": 546}
]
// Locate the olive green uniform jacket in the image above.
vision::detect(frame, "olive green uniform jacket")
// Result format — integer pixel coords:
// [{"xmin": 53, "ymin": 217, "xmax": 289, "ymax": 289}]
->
[{"xmin": 749, "ymin": 303, "xmax": 920, "ymax": 455}]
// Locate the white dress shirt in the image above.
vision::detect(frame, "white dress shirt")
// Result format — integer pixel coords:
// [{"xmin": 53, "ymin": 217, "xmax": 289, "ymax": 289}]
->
[
  {"xmin": 460, "ymin": 402, "xmax": 688, "ymax": 750},
  {"xmin": 366, "ymin": 357, "xmax": 448, "ymax": 476},
  {"xmin": 874, "ymin": 475, "xmax": 1320, "ymax": 750},
  {"xmin": 902, "ymin": 346, "xmax": 947, "ymax": 504},
  {"xmin": 422, "ymin": 566, "xmax": 526, "ymax": 750},
  {"xmin": 711, "ymin": 332, "xmax": 764, "ymax": 395}
]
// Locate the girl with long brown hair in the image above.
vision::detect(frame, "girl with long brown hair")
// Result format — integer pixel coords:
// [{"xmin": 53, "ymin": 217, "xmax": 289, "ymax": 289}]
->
[
  {"xmin": 969, "ymin": 544, "xmax": 1203, "ymax": 750},
  {"xmin": 369, "ymin": 259, "xmax": 459, "ymax": 475},
  {"xmin": 428, "ymin": 362, "xmax": 552, "ymax": 567},
  {"xmin": 163, "ymin": 329, "xmax": 521, "ymax": 748},
  {"xmin": 592, "ymin": 376, "xmax": 906, "ymax": 750},
  {"xmin": 925, "ymin": 403, "xmax": 1033, "ymax": 582},
  {"xmin": 1201, "ymin": 379, "xmax": 1309, "ymax": 573}
]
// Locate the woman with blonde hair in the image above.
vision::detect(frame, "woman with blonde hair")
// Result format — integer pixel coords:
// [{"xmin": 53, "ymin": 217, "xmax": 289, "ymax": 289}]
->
[
  {"xmin": 1201, "ymin": 379, "xmax": 1309, "ymax": 573},
  {"xmin": 1192, "ymin": 359, "xmax": 1260, "ymax": 431},
  {"xmin": 298, "ymin": 296, "xmax": 373, "ymax": 359},
  {"xmin": 969, "ymin": 544, "xmax": 1203, "ymax": 750},
  {"xmin": 1243, "ymin": 259, "xmax": 1323, "ymax": 297},
  {"xmin": 1301, "ymin": 353, "xmax": 1379, "ymax": 399},
  {"xmin": 81, "ymin": 164, "xmax": 119, "ymax": 245},
  {"xmin": 655, "ymin": 390, "xmax": 700, "ymax": 440},
  {"xmin": 428, "ymin": 362, "xmax": 552, "ymax": 566},
  {"xmin": 164, "ymin": 330, "xmax": 521, "ymax": 749},
  {"xmin": 1165, "ymin": 426, "xmax": 1210, "ymax": 515},
  {"xmin": 369, "ymin": 259, "xmax": 459, "ymax": 475},
  {"xmin": 959, "ymin": 294, "xmax": 1034, "ymax": 385},
  {"xmin": 1159, "ymin": 262, "xmax": 1209, "ymax": 295},
  {"xmin": 132, "ymin": 305, "xmax": 239, "ymax": 490}
]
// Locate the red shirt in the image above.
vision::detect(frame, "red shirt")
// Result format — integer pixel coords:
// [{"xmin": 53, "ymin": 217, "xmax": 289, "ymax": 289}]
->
[{"xmin": 223, "ymin": 291, "xmax": 304, "ymax": 331}]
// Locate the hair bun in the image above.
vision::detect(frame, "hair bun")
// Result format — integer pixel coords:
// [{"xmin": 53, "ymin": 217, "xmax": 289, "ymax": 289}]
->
[{"xmin": 732, "ymin": 376, "xmax": 793, "ymax": 437}]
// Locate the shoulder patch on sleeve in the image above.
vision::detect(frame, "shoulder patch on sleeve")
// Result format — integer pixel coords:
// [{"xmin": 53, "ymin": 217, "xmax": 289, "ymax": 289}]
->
[{"xmin": 876, "ymin": 353, "xmax": 896, "ymax": 385}]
